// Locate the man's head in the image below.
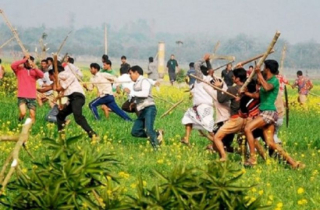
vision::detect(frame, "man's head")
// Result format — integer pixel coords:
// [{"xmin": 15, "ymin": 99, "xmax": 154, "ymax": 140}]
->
[
  {"xmin": 41, "ymin": 59, "xmax": 48, "ymax": 71},
  {"xmin": 249, "ymin": 65, "xmax": 253, "ymax": 71},
  {"xmin": 170, "ymin": 54, "xmax": 175, "ymax": 60},
  {"xmin": 47, "ymin": 57, "xmax": 53, "ymax": 66},
  {"xmin": 121, "ymin": 55, "xmax": 127, "ymax": 64},
  {"xmin": 103, "ymin": 60, "xmax": 112, "ymax": 70},
  {"xmin": 102, "ymin": 54, "xmax": 109, "ymax": 63},
  {"xmin": 23, "ymin": 56, "xmax": 35, "ymax": 69},
  {"xmin": 90, "ymin": 63, "xmax": 100, "ymax": 75},
  {"xmin": 68, "ymin": 57, "xmax": 74, "ymax": 64},
  {"xmin": 297, "ymin": 70, "xmax": 303, "ymax": 77},
  {"xmin": 149, "ymin": 57, "xmax": 153, "ymax": 63},
  {"xmin": 232, "ymin": 68, "xmax": 247, "ymax": 84},
  {"xmin": 48, "ymin": 65, "xmax": 65, "ymax": 81},
  {"xmin": 189, "ymin": 62, "xmax": 194, "ymax": 69},
  {"xmin": 128, "ymin": 65, "xmax": 143, "ymax": 82},
  {"xmin": 263, "ymin": 60, "xmax": 279, "ymax": 75},
  {"xmin": 226, "ymin": 63, "xmax": 232, "ymax": 71}
]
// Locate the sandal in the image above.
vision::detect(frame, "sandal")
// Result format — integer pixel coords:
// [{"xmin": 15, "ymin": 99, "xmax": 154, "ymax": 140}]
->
[
  {"xmin": 180, "ymin": 138, "xmax": 190, "ymax": 146},
  {"xmin": 244, "ymin": 157, "xmax": 257, "ymax": 167}
]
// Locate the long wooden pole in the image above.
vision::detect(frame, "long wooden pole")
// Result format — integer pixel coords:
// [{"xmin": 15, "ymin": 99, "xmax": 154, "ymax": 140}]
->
[
  {"xmin": 160, "ymin": 99, "xmax": 185, "ymax": 118},
  {"xmin": 213, "ymin": 60, "xmax": 235, "ymax": 71},
  {"xmin": 280, "ymin": 44, "xmax": 287, "ymax": 74},
  {"xmin": 104, "ymin": 24, "xmax": 108, "ymax": 55},
  {"xmin": 0, "ymin": 118, "xmax": 32, "ymax": 195},
  {"xmin": 240, "ymin": 31, "xmax": 281, "ymax": 92},
  {"xmin": 0, "ymin": 36, "xmax": 14, "ymax": 49},
  {"xmin": 238, "ymin": 50, "xmax": 275, "ymax": 67},
  {"xmin": 56, "ymin": 31, "xmax": 72, "ymax": 55},
  {"xmin": 189, "ymin": 74, "xmax": 237, "ymax": 98}
]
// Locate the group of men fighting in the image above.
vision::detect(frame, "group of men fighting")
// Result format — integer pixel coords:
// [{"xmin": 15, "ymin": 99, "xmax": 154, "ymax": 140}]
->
[{"xmin": 5, "ymin": 51, "xmax": 313, "ymax": 167}]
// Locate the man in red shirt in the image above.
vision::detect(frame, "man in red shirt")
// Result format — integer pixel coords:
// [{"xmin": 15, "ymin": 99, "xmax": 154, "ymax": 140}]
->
[
  {"xmin": 292, "ymin": 70, "xmax": 313, "ymax": 105},
  {"xmin": 11, "ymin": 55, "xmax": 44, "ymax": 123}
]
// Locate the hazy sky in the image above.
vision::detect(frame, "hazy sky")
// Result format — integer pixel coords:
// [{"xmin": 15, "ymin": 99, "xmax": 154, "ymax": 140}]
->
[{"xmin": 1, "ymin": 0, "xmax": 319, "ymax": 43}]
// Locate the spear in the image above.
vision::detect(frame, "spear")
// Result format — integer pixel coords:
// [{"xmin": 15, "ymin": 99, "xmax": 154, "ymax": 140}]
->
[
  {"xmin": 189, "ymin": 74, "xmax": 237, "ymax": 98},
  {"xmin": 240, "ymin": 31, "xmax": 281, "ymax": 92}
]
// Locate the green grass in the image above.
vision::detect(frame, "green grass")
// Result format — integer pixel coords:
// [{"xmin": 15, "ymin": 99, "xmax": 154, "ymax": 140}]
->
[{"xmin": 0, "ymin": 68, "xmax": 320, "ymax": 209}]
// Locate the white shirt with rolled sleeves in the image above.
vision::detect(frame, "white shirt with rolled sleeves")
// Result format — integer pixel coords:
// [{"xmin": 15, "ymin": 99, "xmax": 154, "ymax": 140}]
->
[
  {"xmin": 88, "ymin": 72, "xmax": 117, "ymax": 97},
  {"xmin": 117, "ymin": 74, "xmax": 156, "ymax": 100},
  {"xmin": 64, "ymin": 63, "xmax": 83, "ymax": 80},
  {"xmin": 37, "ymin": 71, "xmax": 53, "ymax": 95},
  {"xmin": 203, "ymin": 77, "xmax": 231, "ymax": 123},
  {"xmin": 59, "ymin": 71, "xmax": 84, "ymax": 96}
]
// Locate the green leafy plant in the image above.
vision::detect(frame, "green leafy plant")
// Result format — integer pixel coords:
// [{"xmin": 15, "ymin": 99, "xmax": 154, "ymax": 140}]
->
[{"xmin": 1, "ymin": 134, "xmax": 120, "ymax": 209}]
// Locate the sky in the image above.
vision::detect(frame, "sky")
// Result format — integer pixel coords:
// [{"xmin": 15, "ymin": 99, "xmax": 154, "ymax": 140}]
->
[{"xmin": 1, "ymin": 0, "xmax": 319, "ymax": 44}]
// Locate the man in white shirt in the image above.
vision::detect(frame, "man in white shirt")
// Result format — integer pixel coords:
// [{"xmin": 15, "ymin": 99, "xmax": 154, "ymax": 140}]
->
[
  {"xmin": 85, "ymin": 63, "xmax": 132, "ymax": 121},
  {"xmin": 181, "ymin": 54, "xmax": 215, "ymax": 145},
  {"xmin": 124, "ymin": 65, "xmax": 163, "ymax": 149},
  {"xmin": 37, "ymin": 59, "xmax": 54, "ymax": 107},
  {"xmin": 48, "ymin": 67, "xmax": 97, "ymax": 139}
]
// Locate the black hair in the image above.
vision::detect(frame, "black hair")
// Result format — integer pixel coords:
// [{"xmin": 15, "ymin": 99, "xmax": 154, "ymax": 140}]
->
[
  {"xmin": 249, "ymin": 65, "xmax": 253, "ymax": 68},
  {"xmin": 120, "ymin": 66, "xmax": 130, "ymax": 75},
  {"xmin": 129, "ymin": 65, "xmax": 143, "ymax": 75},
  {"xmin": 233, "ymin": 68, "xmax": 247, "ymax": 83},
  {"xmin": 90, "ymin": 63, "xmax": 100, "ymax": 71},
  {"xmin": 47, "ymin": 57, "xmax": 53, "ymax": 63},
  {"xmin": 121, "ymin": 55, "xmax": 127, "ymax": 60},
  {"xmin": 23, "ymin": 56, "xmax": 35, "ymax": 61},
  {"xmin": 48, "ymin": 65, "xmax": 65, "ymax": 75},
  {"xmin": 200, "ymin": 65, "xmax": 208, "ymax": 76},
  {"xmin": 41, "ymin": 59, "xmax": 48, "ymax": 64},
  {"xmin": 264, "ymin": 60, "xmax": 279, "ymax": 74},
  {"xmin": 102, "ymin": 54, "xmax": 109, "ymax": 63},
  {"xmin": 68, "ymin": 57, "xmax": 74, "ymax": 64},
  {"xmin": 0, "ymin": 58, "xmax": 2, "ymax": 64},
  {"xmin": 105, "ymin": 60, "xmax": 112, "ymax": 66},
  {"xmin": 189, "ymin": 62, "xmax": 194, "ymax": 68},
  {"xmin": 297, "ymin": 70, "xmax": 303, "ymax": 76},
  {"xmin": 149, "ymin": 57, "xmax": 153, "ymax": 62}
]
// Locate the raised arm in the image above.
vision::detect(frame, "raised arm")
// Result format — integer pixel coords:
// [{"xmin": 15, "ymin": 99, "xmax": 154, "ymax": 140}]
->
[{"xmin": 11, "ymin": 58, "xmax": 27, "ymax": 73}]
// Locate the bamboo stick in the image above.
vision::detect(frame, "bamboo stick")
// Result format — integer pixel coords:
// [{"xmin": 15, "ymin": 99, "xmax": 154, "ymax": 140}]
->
[
  {"xmin": 160, "ymin": 98, "xmax": 185, "ymax": 119},
  {"xmin": 153, "ymin": 95, "xmax": 185, "ymax": 111},
  {"xmin": 240, "ymin": 31, "xmax": 281, "ymax": 92},
  {"xmin": 0, "ymin": 118, "xmax": 32, "ymax": 195},
  {"xmin": 56, "ymin": 31, "xmax": 72, "ymax": 55},
  {"xmin": 0, "ymin": 36, "xmax": 14, "ymax": 49},
  {"xmin": 238, "ymin": 50, "xmax": 275, "ymax": 67},
  {"xmin": 213, "ymin": 60, "xmax": 235, "ymax": 71},
  {"xmin": 0, "ymin": 136, "xmax": 19, "ymax": 141},
  {"xmin": 189, "ymin": 74, "xmax": 237, "ymax": 98},
  {"xmin": 280, "ymin": 44, "xmax": 287, "ymax": 74}
]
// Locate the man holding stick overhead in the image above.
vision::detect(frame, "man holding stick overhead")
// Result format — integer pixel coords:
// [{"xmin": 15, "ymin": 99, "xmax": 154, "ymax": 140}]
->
[
  {"xmin": 181, "ymin": 54, "xmax": 215, "ymax": 145},
  {"xmin": 244, "ymin": 60, "xmax": 302, "ymax": 168},
  {"xmin": 11, "ymin": 55, "xmax": 44, "ymax": 123},
  {"xmin": 49, "ymin": 65, "xmax": 97, "ymax": 140}
]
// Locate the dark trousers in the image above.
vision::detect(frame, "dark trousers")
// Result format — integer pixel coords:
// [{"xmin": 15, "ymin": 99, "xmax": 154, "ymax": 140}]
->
[
  {"xmin": 89, "ymin": 95, "xmax": 132, "ymax": 121},
  {"xmin": 57, "ymin": 93, "xmax": 94, "ymax": 137},
  {"xmin": 46, "ymin": 104, "xmax": 59, "ymax": 123},
  {"xmin": 131, "ymin": 105, "xmax": 158, "ymax": 148}
]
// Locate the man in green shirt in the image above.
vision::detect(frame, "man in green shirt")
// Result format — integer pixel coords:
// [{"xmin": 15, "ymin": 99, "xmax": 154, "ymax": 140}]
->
[
  {"xmin": 101, "ymin": 60, "xmax": 116, "ymax": 76},
  {"xmin": 244, "ymin": 60, "xmax": 303, "ymax": 169}
]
